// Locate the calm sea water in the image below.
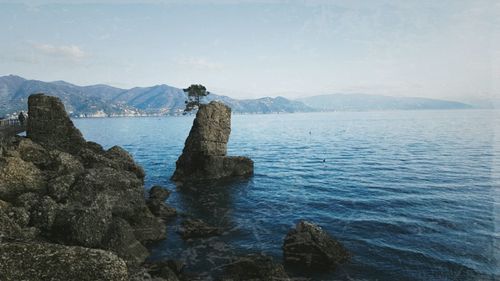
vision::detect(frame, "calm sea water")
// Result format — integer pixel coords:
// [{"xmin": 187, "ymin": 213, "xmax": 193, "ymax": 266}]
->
[{"xmin": 74, "ymin": 110, "xmax": 499, "ymax": 281}]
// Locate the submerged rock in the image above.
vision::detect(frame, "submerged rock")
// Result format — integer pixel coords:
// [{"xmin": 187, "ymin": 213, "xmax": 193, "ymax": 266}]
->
[
  {"xmin": 172, "ymin": 101, "xmax": 253, "ymax": 182},
  {"xmin": 147, "ymin": 186, "xmax": 177, "ymax": 219},
  {"xmin": 221, "ymin": 254, "xmax": 290, "ymax": 281},
  {"xmin": 0, "ymin": 242, "xmax": 129, "ymax": 281},
  {"xmin": 282, "ymin": 220, "xmax": 350, "ymax": 270},
  {"xmin": 178, "ymin": 218, "xmax": 222, "ymax": 240}
]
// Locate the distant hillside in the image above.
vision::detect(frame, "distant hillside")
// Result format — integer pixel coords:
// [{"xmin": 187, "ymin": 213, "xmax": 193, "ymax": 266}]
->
[
  {"xmin": 297, "ymin": 93, "xmax": 473, "ymax": 111},
  {"xmin": 0, "ymin": 75, "xmax": 312, "ymax": 117}
]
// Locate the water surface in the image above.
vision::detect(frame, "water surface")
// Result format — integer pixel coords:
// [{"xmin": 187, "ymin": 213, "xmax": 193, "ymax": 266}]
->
[{"xmin": 74, "ymin": 110, "xmax": 500, "ymax": 281}]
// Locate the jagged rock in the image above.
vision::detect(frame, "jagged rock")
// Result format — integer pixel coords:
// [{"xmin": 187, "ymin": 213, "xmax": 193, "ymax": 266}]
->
[
  {"xmin": 30, "ymin": 196, "xmax": 59, "ymax": 232},
  {"xmin": 127, "ymin": 206, "xmax": 166, "ymax": 243},
  {"xmin": 172, "ymin": 101, "xmax": 253, "ymax": 182},
  {"xmin": 178, "ymin": 218, "xmax": 222, "ymax": 239},
  {"xmin": 16, "ymin": 138, "xmax": 51, "ymax": 168},
  {"xmin": 147, "ymin": 186, "xmax": 176, "ymax": 219},
  {"xmin": 106, "ymin": 146, "xmax": 146, "ymax": 180},
  {"xmin": 149, "ymin": 186, "xmax": 171, "ymax": 202},
  {"xmin": 146, "ymin": 260, "xmax": 181, "ymax": 281},
  {"xmin": 282, "ymin": 221, "xmax": 350, "ymax": 270},
  {"xmin": 6, "ymin": 206, "xmax": 30, "ymax": 228},
  {"xmin": 0, "ymin": 207, "xmax": 24, "ymax": 241},
  {"xmin": 0, "ymin": 156, "xmax": 46, "ymax": 200},
  {"xmin": 15, "ymin": 192, "xmax": 40, "ymax": 212},
  {"xmin": 221, "ymin": 254, "xmax": 290, "ymax": 281},
  {"xmin": 0, "ymin": 242, "xmax": 129, "ymax": 281},
  {"xmin": 51, "ymin": 200, "xmax": 113, "ymax": 248},
  {"xmin": 47, "ymin": 173, "xmax": 76, "ymax": 202},
  {"xmin": 27, "ymin": 93, "xmax": 87, "ymax": 154},
  {"xmin": 103, "ymin": 217, "xmax": 150, "ymax": 266},
  {"xmin": 68, "ymin": 168, "xmax": 144, "ymax": 216},
  {"xmin": 49, "ymin": 149, "xmax": 85, "ymax": 175}
]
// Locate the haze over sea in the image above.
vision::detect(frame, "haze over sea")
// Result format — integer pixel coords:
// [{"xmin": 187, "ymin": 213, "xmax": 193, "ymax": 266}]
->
[{"xmin": 74, "ymin": 109, "xmax": 499, "ymax": 281}]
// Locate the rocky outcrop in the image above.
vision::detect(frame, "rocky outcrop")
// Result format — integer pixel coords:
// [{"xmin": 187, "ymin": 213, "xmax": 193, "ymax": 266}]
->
[
  {"xmin": 172, "ymin": 101, "xmax": 253, "ymax": 182},
  {"xmin": 221, "ymin": 254, "xmax": 290, "ymax": 281},
  {"xmin": 282, "ymin": 220, "xmax": 350, "ymax": 270},
  {"xmin": 147, "ymin": 186, "xmax": 177, "ymax": 219},
  {"xmin": 27, "ymin": 93, "xmax": 86, "ymax": 154},
  {"xmin": 0, "ymin": 242, "xmax": 129, "ymax": 281},
  {"xmin": 0, "ymin": 94, "xmax": 171, "ymax": 280}
]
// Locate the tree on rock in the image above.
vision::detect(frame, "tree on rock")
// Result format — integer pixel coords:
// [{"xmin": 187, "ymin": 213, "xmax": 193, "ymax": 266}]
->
[{"xmin": 183, "ymin": 84, "xmax": 210, "ymax": 112}]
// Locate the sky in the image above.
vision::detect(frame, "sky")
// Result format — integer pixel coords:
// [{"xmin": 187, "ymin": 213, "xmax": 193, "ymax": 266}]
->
[{"xmin": 0, "ymin": 0, "xmax": 498, "ymax": 102}]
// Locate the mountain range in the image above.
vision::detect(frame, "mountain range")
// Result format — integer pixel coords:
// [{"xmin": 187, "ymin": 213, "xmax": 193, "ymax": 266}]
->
[{"xmin": 0, "ymin": 75, "xmax": 474, "ymax": 118}]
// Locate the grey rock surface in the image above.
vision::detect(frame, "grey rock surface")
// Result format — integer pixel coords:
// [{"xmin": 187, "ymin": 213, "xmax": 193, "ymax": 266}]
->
[
  {"xmin": 221, "ymin": 254, "xmax": 290, "ymax": 281},
  {"xmin": 0, "ymin": 242, "xmax": 129, "ymax": 281},
  {"xmin": 282, "ymin": 220, "xmax": 350, "ymax": 270},
  {"xmin": 172, "ymin": 101, "xmax": 253, "ymax": 182},
  {"xmin": 27, "ymin": 93, "xmax": 86, "ymax": 154}
]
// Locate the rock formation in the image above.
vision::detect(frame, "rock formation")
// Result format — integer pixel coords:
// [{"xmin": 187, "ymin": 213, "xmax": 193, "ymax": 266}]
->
[
  {"xmin": 0, "ymin": 94, "xmax": 170, "ymax": 280},
  {"xmin": 282, "ymin": 220, "xmax": 350, "ymax": 270},
  {"xmin": 221, "ymin": 254, "xmax": 291, "ymax": 281},
  {"xmin": 172, "ymin": 101, "xmax": 253, "ymax": 182}
]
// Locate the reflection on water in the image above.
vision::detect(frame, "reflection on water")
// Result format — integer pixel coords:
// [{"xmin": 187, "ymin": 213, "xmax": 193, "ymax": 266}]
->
[{"xmin": 75, "ymin": 110, "xmax": 500, "ymax": 281}]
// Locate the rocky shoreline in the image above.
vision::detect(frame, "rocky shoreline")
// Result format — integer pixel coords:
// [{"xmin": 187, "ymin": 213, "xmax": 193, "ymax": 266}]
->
[{"xmin": 0, "ymin": 94, "xmax": 350, "ymax": 281}]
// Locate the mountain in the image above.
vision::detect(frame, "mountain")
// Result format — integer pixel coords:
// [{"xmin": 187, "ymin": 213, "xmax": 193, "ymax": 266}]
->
[
  {"xmin": 296, "ymin": 93, "xmax": 473, "ymax": 111},
  {"xmin": 0, "ymin": 75, "xmax": 312, "ymax": 117}
]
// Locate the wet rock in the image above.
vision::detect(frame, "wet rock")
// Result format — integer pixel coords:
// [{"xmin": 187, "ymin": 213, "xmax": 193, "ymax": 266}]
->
[
  {"xmin": 127, "ymin": 206, "xmax": 166, "ymax": 243},
  {"xmin": 103, "ymin": 217, "xmax": 150, "ymax": 266},
  {"xmin": 221, "ymin": 254, "xmax": 290, "ymax": 281},
  {"xmin": 149, "ymin": 186, "xmax": 171, "ymax": 202},
  {"xmin": 147, "ymin": 186, "xmax": 176, "ymax": 219},
  {"xmin": 178, "ymin": 218, "xmax": 222, "ymax": 239},
  {"xmin": 106, "ymin": 145, "xmax": 145, "ymax": 180},
  {"xmin": 27, "ymin": 93, "xmax": 87, "ymax": 154},
  {"xmin": 282, "ymin": 220, "xmax": 350, "ymax": 270},
  {"xmin": 0, "ymin": 156, "xmax": 46, "ymax": 200},
  {"xmin": 147, "ymin": 262, "xmax": 180, "ymax": 281},
  {"xmin": 172, "ymin": 101, "xmax": 253, "ymax": 182},
  {"xmin": 0, "ymin": 242, "xmax": 129, "ymax": 281}
]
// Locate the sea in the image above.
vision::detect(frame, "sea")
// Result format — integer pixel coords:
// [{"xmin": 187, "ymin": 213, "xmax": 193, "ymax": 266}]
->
[{"xmin": 74, "ymin": 110, "xmax": 500, "ymax": 281}]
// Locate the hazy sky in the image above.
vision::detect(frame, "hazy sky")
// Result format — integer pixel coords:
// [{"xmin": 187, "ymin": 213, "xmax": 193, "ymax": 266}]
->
[{"xmin": 0, "ymin": 0, "xmax": 498, "ymax": 101}]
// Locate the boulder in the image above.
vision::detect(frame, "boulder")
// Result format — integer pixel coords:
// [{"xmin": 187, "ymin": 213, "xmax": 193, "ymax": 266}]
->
[
  {"xmin": 282, "ymin": 221, "xmax": 350, "ymax": 270},
  {"xmin": 147, "ymin": 186, "xmax": 176, "ymax": 219},
  {"xmin": 27, "ymin": 94, "xmax": 87, "ymax": 154},
  {"xmin": 49, "ymin": 149, "xmax": 85, "ymax": 175},
  {"xmin": 102, "ymin": 217, "xmax": 150, "ymax": 266},
  {"xmin": 178, "ymin": 218, "xmax": 222, "ymax": 240},
  {"xmin": 0, "ymin": 156, "xmax": 46, "ymax": 200},
  {"xmin": 0, "ymin": 242, "xmax": 128, "ymax": 281},
  {"xmin": 106, "ymin": 146, "xmax": 146, "ymax": 180},
  {"xmin": 30, "ymin": 196, "xmax": 59, "ymax": 232},
  {"xmin": 47, "ymin": 173, "xmax": 76, "ymax": 202},
  {"xmin": 172, "ymin": 101, "xmax": 253, "ymax": 182},
  {"xmin": 16, "ymin": 138, "xmax": 51, "ymax": 168},
  {"xmin": 221, "ymin": 254, "xmax": 290, "ymax": 281},
  {"xmin": 149, "ymin": 185, "xmax": 171, "ymax": 202}
]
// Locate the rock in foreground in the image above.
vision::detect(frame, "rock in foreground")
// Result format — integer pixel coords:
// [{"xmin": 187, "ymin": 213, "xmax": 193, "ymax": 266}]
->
[
  {"xmin": 282, "ymin": 220, "xmax": 350, "ymax": 270},
  {"xmin": 0, "ymin": 94, "xmax": 170, "ymax": 280},
  {"xmin": 0, "ymin": 242, "xmax": 128, "ymax": 281},
  {"xmin": 221, "ymin": 254, "xmax": 290, "ymax": 281},
  {"xmin": 172, "ymin": 101, "xmax": 253, "ymax": 182}
]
